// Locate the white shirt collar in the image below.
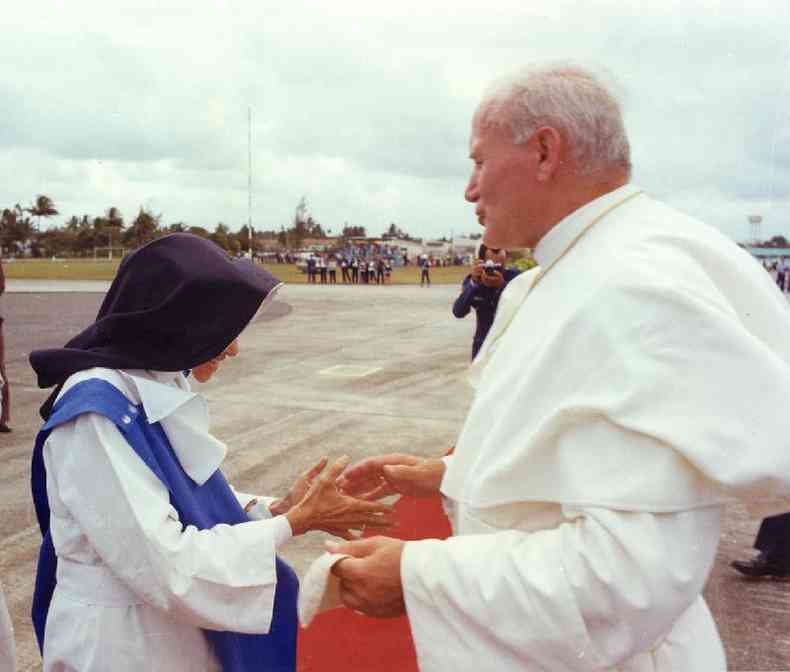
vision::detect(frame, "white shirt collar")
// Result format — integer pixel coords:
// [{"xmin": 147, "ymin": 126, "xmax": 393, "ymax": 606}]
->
[
  {"xmin": 533, "ymin": 183, "xmax": 642, "ymax": 269},
  {"xmin": 123, "ymin": 369, "xmax": 195, "ymax": 423},
  {"xmin": 120, "ymin": 369, "xmax": 227, "ymax": 485}
]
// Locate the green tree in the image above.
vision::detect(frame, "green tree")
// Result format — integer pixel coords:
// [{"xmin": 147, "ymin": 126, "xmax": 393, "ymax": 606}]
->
[
  {"xmin": 93, "ymin": 206, "xmax": 124, "ymax": 254},
  {"xmin": 27, "ymin": 194, "xmax": 59, "ymax": 231},
  {"xmin": 187, "ymin": 225, "xmax": 210, "ymax": 238},
  {"xmin": 126, "ymin": 207, "xmax": 161, "ymax": 247},
  {"xmin": 238, "ymin": 224, "xmax": 257, "ymax": 253},
  {"xmin": 305, "ymin": 216, "xmax": 326, "ymax": 238},
  {"xmin": 342, "ymin": 224, "xmax": 367, "ymax": 238},
  {"xmin": 384, "ymin": 222, "xmax": 410, "ymax": 239},
  {"xmin": 1, "ymin": 207, "xmax": 33, "ymax": 253},
  {"xmin": 210, "ymin": 222, "xmax": 231, "ymax": 250},
  {"xmin": 168, "ymin": 221, "xmax": 187, "ymax": 233}
]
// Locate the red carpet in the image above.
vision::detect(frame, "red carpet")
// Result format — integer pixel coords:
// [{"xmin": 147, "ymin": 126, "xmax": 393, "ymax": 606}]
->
[{"xmin": 297, "ymin": 494, "xmax": 452, "ymax": 671}]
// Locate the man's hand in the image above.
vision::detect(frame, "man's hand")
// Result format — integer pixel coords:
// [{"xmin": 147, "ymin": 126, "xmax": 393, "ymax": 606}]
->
[
  {"xmin": 470, "ymin": 262, "xmax": 485, "ymax": 283},
  {"xmin": 480, "ymin": 270, "xmax": 504, "ymax": 288},
  {"xmin": 327, "ymin": 536, "xmax": 406, "ymax": 618},
  {"xmin": 337, "ymin": 454, "xmax": 446, "ymax": 500}
]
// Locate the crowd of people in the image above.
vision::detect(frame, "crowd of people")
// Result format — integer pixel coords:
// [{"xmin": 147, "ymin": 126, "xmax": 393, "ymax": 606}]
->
[
  {"xmin": 764, "ymin": 260, "xmax": 790, "ymax": 292},
  {"xmin": 304, "ymin": 254, "xmax": 393, "ymax": 284}
]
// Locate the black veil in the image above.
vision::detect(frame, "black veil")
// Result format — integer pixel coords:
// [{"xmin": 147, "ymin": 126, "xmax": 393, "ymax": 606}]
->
[{"xmin": 30, "ymin": 233, "xmax": 281, "ymax": 418}]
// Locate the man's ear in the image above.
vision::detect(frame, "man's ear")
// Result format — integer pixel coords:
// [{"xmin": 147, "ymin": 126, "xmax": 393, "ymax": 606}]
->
[{"xmin": 533, "ymin": 126, "xmax": 563, "ymax": 182}]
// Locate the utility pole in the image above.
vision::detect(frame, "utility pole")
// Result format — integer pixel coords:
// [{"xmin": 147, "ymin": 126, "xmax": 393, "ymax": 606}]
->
[
  {"xmin": 748, "ymin": 215, "xmax": 763, "ymax": 245},
  {"xmin": 248, "ymin": 106, "xmax": 254, "ymax": 259}
]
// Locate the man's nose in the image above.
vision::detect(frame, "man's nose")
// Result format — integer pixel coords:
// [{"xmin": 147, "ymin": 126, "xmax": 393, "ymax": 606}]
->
[{"xmin": 464, "ymin": 177, "xmax": 479, "ymax": 203}]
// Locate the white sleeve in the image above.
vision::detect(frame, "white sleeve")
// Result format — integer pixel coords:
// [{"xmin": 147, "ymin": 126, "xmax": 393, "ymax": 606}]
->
[
  {"xmin": 401, "ymin": 505, "xmax": 722, "ymax": 671},
  {"xmin": 230, "ymin": 486, "xmax": 292, "ymax": 546},
  {"xmin": 45, "ymin": 412, "xmax": 288, "ymax": 634}
]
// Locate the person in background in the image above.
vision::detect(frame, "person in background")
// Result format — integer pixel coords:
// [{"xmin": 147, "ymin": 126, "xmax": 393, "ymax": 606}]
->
[
  {"xmin": 384, "ymin": 258, "xmax": 393, "ymax": 284},
  {"xmin": 419, "ymin": 256, "xmax": 431, "ymax": 287},
  {"xmin": 452, "ymin": 244, "xmax": 521, "ymax": 360},
  {"xmin": 318, "ymin": 255, "xmax": 327, "ymax": 285},
  {"xmin": 0, "ymin": 256, "xmax": 10, "ymax": 433},
  {"xmin": 306, "ymin": 254, "xmax": 317, "ymax": 284},
  {"xmin": 340, "ymin": 257, "xmax": 350, "ymax": 284},
  {"xmin": 376, "ymin": 258, "xmax": 385, "ymax": 285},
  {"xmin": 368, "ymin": 260, "xmax": 377, "ymax": 285},
  {"xmin": 351, "ymin": 257, "xmax": 359, "ymax": 284},
  {"xmin": 731, "ymin": 512, "xmax": 790, "ymax": 578},
  {"xmin": 328, "ymin": 256, "xmax": 338, "ymax": 284}
]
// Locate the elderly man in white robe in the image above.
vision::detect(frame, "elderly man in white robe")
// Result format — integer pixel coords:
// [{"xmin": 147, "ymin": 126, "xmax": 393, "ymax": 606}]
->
[{"xmin": 328, "ymin": 63, "xmax": 790, "ymax": 671}]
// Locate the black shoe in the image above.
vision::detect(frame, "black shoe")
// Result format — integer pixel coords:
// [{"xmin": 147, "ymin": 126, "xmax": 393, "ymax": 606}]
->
[
  {"xmin": 0, "ymin": 424, "xmax": 11, "ymax": 433},
  {"xmin": 731, "ymin": 553, "xmax": 790, "ymax": 578}
]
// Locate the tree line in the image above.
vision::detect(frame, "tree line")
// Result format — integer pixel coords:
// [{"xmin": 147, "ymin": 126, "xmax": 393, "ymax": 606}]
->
[
  {"xmin": 0, "ymin": 194, "xmax": 441, "ymax": 259},
  {"xmin": 0, "ymin": 195, "xmax": 268, "ymax": 258}
]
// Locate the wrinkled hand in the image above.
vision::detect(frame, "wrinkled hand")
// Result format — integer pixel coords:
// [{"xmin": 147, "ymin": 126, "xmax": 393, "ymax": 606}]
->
[
  {"xmin": 480, "ymin": 270, "xmax": 504, "ymax": 288},
  {"xmin": 327, "ymin": 536, "xmax": 406, "ymax": 618},
  {"xmin": 337, "ymin": 453, "xmax": 445, "ymax": 500},
  {"xmin": 287, "ymin": 456, "xmax": 396, "ymax": 540},
  {"xmin": 269, "ymin": 456, "xmax": 329, "ymax": 516}
]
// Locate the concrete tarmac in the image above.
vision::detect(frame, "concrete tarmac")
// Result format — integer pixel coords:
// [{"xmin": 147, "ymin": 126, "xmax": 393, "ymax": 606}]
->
[{"xmin": 1, "ymin": 281, "xmax": 789, "ymax": 671}]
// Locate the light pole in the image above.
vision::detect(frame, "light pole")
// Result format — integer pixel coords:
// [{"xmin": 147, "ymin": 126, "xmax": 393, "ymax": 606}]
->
[{"xmin": 248, "ymin": 106, "xmax": 254, "ymax": 259}]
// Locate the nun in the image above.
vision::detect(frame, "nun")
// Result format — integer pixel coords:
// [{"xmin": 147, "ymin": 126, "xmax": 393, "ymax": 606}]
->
[{"xmin": 29, "ymin": 233, "xmax": 393, "ymax": 672}]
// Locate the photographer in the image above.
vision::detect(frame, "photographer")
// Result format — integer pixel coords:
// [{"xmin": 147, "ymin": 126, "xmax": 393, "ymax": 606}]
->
[{"xmin": 452, "ymin": 244, "xmax": 520, "ymax": 359}]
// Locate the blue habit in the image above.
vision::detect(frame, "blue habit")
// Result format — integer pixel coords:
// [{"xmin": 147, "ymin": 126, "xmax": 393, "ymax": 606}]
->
[{"xmin": 31, "ymin": 378, "xmax": 299, "ymax": 671}]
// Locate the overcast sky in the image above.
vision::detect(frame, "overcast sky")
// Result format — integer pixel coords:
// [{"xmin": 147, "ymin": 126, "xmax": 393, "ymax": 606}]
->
[{"xmin": 2, "ymin": 0, "xmax": 789, "ymax": 243}]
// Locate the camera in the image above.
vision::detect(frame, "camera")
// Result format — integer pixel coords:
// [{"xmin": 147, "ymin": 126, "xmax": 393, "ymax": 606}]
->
[{"xmin": 483, "ymin": 260, "xmax": 500, "ymax": 276}]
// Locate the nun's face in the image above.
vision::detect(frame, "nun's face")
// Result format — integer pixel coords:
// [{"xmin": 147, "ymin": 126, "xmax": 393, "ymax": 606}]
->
[{"xmin": 192, "ymin": 339, "xmax": 240, "ymax": 383}]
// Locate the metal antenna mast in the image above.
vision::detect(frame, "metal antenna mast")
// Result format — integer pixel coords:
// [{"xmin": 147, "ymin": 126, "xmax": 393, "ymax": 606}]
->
[{"xmin": 248, "ymin": 107, "xmax": 253, "ymax": 257}]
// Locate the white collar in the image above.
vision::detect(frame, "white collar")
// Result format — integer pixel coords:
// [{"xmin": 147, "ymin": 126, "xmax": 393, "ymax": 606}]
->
[
  {"xmin": 120, "ymin": 370, "xmax": 227, "ymax": 485},
  {"xmin": 123, "ymin": 369, "xmax": 195, "ymax": 423},
  {"xmin": 533, "ymin": 183, "xmax": 642, "ymax": 269}
]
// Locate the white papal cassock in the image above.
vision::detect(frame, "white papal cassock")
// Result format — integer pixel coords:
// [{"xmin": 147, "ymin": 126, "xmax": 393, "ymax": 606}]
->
[{"xmin": 401, "ymin": 184, "xmax": 790, "ymax": 671}]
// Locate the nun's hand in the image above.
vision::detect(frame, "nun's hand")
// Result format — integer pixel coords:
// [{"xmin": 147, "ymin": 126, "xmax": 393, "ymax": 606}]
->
[
  {"xmin": 286, "ymin": 456, "xmax": 396, "ymax": 539},
  {"xmin": 269, "ymin": 456, "xmax": 329, "ymax": 516}
]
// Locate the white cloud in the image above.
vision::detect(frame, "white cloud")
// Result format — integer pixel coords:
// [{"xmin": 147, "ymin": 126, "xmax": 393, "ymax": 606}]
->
[{"xmin": 1, "ymin": 0, "xmax": 789, "ymax": 242}]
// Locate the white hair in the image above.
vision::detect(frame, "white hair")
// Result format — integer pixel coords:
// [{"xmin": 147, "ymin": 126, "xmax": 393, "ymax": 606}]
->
[{"xmin": 475, "ymin": 63, "xmax": 631, "ymax": 177}]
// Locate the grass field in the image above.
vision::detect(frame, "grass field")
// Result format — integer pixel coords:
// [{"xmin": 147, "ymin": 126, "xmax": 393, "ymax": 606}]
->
[{"xmin": 4, "ymin": 258, "xmax": 471, "ymax": 285}]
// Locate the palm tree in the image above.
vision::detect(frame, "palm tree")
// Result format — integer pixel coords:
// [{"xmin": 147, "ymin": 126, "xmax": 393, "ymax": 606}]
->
[
  {"xmin": 129, "ymin": 207, "xmax": 160, "ymax": 247},
  {"xmin": 104, "ymin": 206, "xmax": 124, "ymax": 256},
  {"xmin": 27, "ymin": 195, "xmax": 59, "ymax": 232}
]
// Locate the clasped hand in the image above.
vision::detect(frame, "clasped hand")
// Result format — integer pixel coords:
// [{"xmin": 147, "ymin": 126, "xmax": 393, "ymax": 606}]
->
[
  {"xmin": 277, "ymin": 456, "xmax": 396, "ymax": 540},
  {"xmin": 321, "ymin": 453, "xmax": 446, "ymax": 618},
  {"xmin": 336, "ymin": 453, "xmax": 446, "ymax": 501}
]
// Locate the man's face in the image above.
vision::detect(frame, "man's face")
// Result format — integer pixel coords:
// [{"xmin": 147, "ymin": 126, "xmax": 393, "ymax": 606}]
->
[
  {"xmin": 484, "ymin": 248, "xmax": 507, "ymax": 266},
  {"xmin": 465, "ymin": 122, "xmax": 543, "ymax": 249}
]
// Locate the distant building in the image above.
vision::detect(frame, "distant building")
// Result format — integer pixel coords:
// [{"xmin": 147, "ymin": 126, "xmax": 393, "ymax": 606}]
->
[
  {"xmin": 742, "ymin": 245, "xmax": 790, "ymax": 261},
  {"xmin": 450, "ymin": 236, "xmax": 480, "ymax": 256}
]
